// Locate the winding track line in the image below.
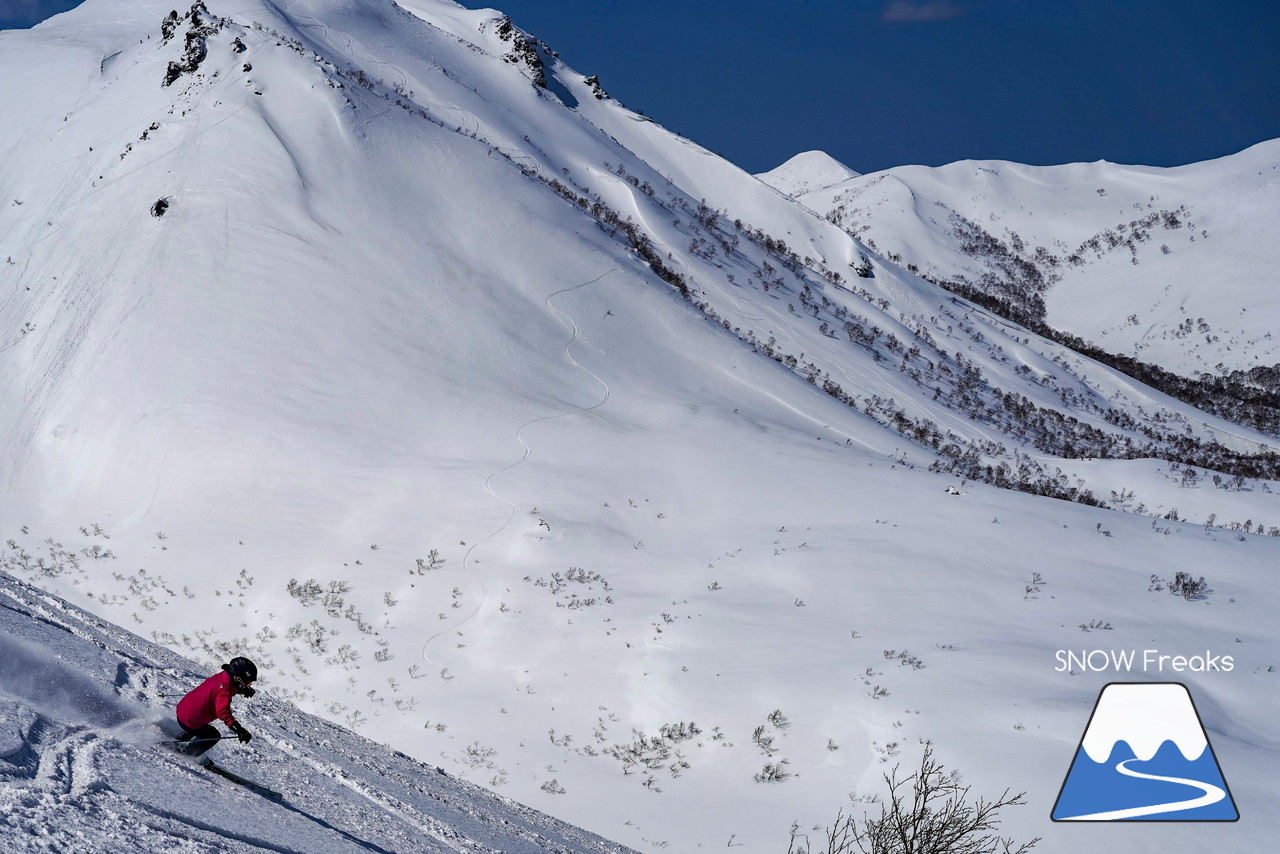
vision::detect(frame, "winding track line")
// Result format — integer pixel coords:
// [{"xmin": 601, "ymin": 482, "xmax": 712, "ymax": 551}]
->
[
  {"xmin": 1058, "ymin": 757, "xmax": 1226, "ymax": 821},
  {"xmin": 421, "ymin": 269, "xmax": 615, "ymax": 668}
]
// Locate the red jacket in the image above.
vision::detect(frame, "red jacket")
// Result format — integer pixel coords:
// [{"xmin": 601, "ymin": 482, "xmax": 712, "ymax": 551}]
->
[{"xmin": 176, "ymin": 671, "xmax": 239, "ymax": 730}]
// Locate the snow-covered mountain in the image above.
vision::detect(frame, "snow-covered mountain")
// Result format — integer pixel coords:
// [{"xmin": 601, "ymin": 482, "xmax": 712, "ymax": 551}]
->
[
  {"xmin": 765, "ymin": 142, "xmax": 1280, "ymax": 379},
  {"xmin": 2, "ymin": 0, "xmax": 1279, "ymax": 851}
]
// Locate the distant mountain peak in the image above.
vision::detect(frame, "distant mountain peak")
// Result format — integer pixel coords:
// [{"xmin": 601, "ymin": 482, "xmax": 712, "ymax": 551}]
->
[{"xmin": 756, "ymin": 150, "xmax": 860, "ymax": 197}]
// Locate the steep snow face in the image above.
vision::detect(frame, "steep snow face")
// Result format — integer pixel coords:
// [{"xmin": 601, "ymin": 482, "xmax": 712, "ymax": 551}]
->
[
  {"xmin": 0, "ymin": 0, "xmax": 652, "ymax": 514},
  {"xmin": 2, "ymin": 0, "xmax": 1280, "ymax": 852},
  {"xmin": 0, "ymin": 570, "xmax": 637, "ymax": 854},
  {"xmin": 756, "ymin": 150, "xmax": 861, "ymax": 197},
  {"xmin": 795, "ymin": 142, "xmax": 1280, "ymax": 376}
]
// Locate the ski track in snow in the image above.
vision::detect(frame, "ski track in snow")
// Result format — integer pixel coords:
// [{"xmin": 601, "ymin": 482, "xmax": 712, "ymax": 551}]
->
[
  {"xmin": 1058, "ymin": 757, "xmax": 1227, "ymax": 821},
  {"xmin": 421, "ymin": 269, "xmax": 615, "ymax": 668},
  {"xmin": 267, "ymin": 734, "xmax": 469, "ymax": 853}
]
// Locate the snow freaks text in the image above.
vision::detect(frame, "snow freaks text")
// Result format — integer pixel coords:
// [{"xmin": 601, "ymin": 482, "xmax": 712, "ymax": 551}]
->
[{"xmin": 1054, "ymin": 650, "xmax": 1234, "ymax": 673}]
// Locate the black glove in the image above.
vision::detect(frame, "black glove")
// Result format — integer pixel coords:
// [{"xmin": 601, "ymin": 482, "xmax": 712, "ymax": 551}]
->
[
  {"xmin": 240, "ymin": 686, "xmax": 256, "ymax": 698},
  {"xmin": 230, "ymin": 723, "xmax": 253, "ymax": 744}
]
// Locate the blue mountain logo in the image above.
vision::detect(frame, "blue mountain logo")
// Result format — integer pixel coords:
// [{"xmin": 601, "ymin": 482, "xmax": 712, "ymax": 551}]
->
[{"xmin": 1052, "ymin": 682, "xmax": 1238, "ymax": 821}]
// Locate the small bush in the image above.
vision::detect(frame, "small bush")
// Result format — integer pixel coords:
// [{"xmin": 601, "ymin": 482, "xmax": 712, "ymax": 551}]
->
[
  {"xmin": 1168, "ymin": 571, "xmax": 1209, "ymax": 600},
  {"xmin": 755, "ymin": 759, "xmax": 791, "ymax": 783}
]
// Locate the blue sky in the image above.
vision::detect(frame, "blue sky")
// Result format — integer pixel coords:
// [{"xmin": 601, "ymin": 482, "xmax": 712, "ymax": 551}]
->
[{"xmin": 5, "ymin": 0, "xmax": 1278, "ymax": 174}]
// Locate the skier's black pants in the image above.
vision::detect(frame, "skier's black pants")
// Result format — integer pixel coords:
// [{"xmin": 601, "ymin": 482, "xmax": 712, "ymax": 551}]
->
[{"xmin": 176, "ymin": 722, "xmax": 220, "ymax": 757}]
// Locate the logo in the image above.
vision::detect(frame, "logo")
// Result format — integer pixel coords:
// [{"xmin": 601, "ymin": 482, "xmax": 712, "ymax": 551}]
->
[
  {"xmin": 1053, "ymin": 649, "xmax": 1233, "ymax": 673},
  {"xmin": 1051, "ymin": 682, "xmax": 1238, "ymax": 821}
]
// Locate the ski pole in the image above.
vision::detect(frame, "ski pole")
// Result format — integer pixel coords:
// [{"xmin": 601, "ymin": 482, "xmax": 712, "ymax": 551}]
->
[{"xmin": 160, "ymin": 736, "xmax": 226, "ymax": 745}]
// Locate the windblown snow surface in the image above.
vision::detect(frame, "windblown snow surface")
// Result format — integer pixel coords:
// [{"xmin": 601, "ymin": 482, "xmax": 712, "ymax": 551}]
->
[{"xmin": 1, "ymin": 0, "xmax": 1279, "ymax": 851}]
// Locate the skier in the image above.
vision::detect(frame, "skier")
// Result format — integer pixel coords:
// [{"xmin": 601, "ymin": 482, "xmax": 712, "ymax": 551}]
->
[{"xmin": 174, "ymin": 656, "xmax": 257, "ymax": 757}]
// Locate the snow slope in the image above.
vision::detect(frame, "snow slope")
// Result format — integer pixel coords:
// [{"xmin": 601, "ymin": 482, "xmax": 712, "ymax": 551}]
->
[
  {"xmin": 2, "ymin": 1, "xmax": 1279, "ymax": 852},
  {"xmin": 0, "ymin": 568, "xmax": 637, "ymax": 853},
  {"xmin": 771, "ymin": 142, "xmax": 1280, "ymax": 377}
]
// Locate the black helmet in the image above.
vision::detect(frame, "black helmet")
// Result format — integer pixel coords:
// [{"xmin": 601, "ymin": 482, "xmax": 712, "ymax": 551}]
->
[{"xmin": 223, "ymin": 657, "xmax": 258, "ymax": 683}]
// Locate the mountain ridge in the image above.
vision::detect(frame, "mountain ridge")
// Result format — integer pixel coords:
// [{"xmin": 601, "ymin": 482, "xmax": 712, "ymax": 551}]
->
[{"xmin": 776, "ymin": 139, "xmax": 1280, "ymax": 378}]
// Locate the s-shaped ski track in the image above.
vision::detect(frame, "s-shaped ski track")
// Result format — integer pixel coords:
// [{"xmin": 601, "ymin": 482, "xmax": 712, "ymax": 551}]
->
[{"xmin": 421, "ymin": 269, "xmax": 615, "ymax": 668}]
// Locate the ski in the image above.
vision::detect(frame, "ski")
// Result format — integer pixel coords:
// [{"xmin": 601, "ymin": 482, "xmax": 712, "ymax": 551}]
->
[{"xmin": 200, "ymin": 758, "xmax": 283, "ymax": 801}]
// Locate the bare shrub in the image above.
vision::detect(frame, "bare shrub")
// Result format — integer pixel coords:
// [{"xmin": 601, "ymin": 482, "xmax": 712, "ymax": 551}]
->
[
  {"xmin": 1168, "ymin": 571, "xmax": 1209, "ymax": 600},
  {"xmin": 790, "ymin": 743, "xmax": 1038, "ymax": 854}
]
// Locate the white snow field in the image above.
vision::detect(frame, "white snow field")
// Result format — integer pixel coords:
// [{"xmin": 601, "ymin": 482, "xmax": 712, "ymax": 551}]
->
[
  {"xmin": 0, "ymin": 569, "xmax": 639, "ymax": 853},
  {"xmin": 1, "ymin": 0, "xmax": 1279, "ymax": 851}
]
